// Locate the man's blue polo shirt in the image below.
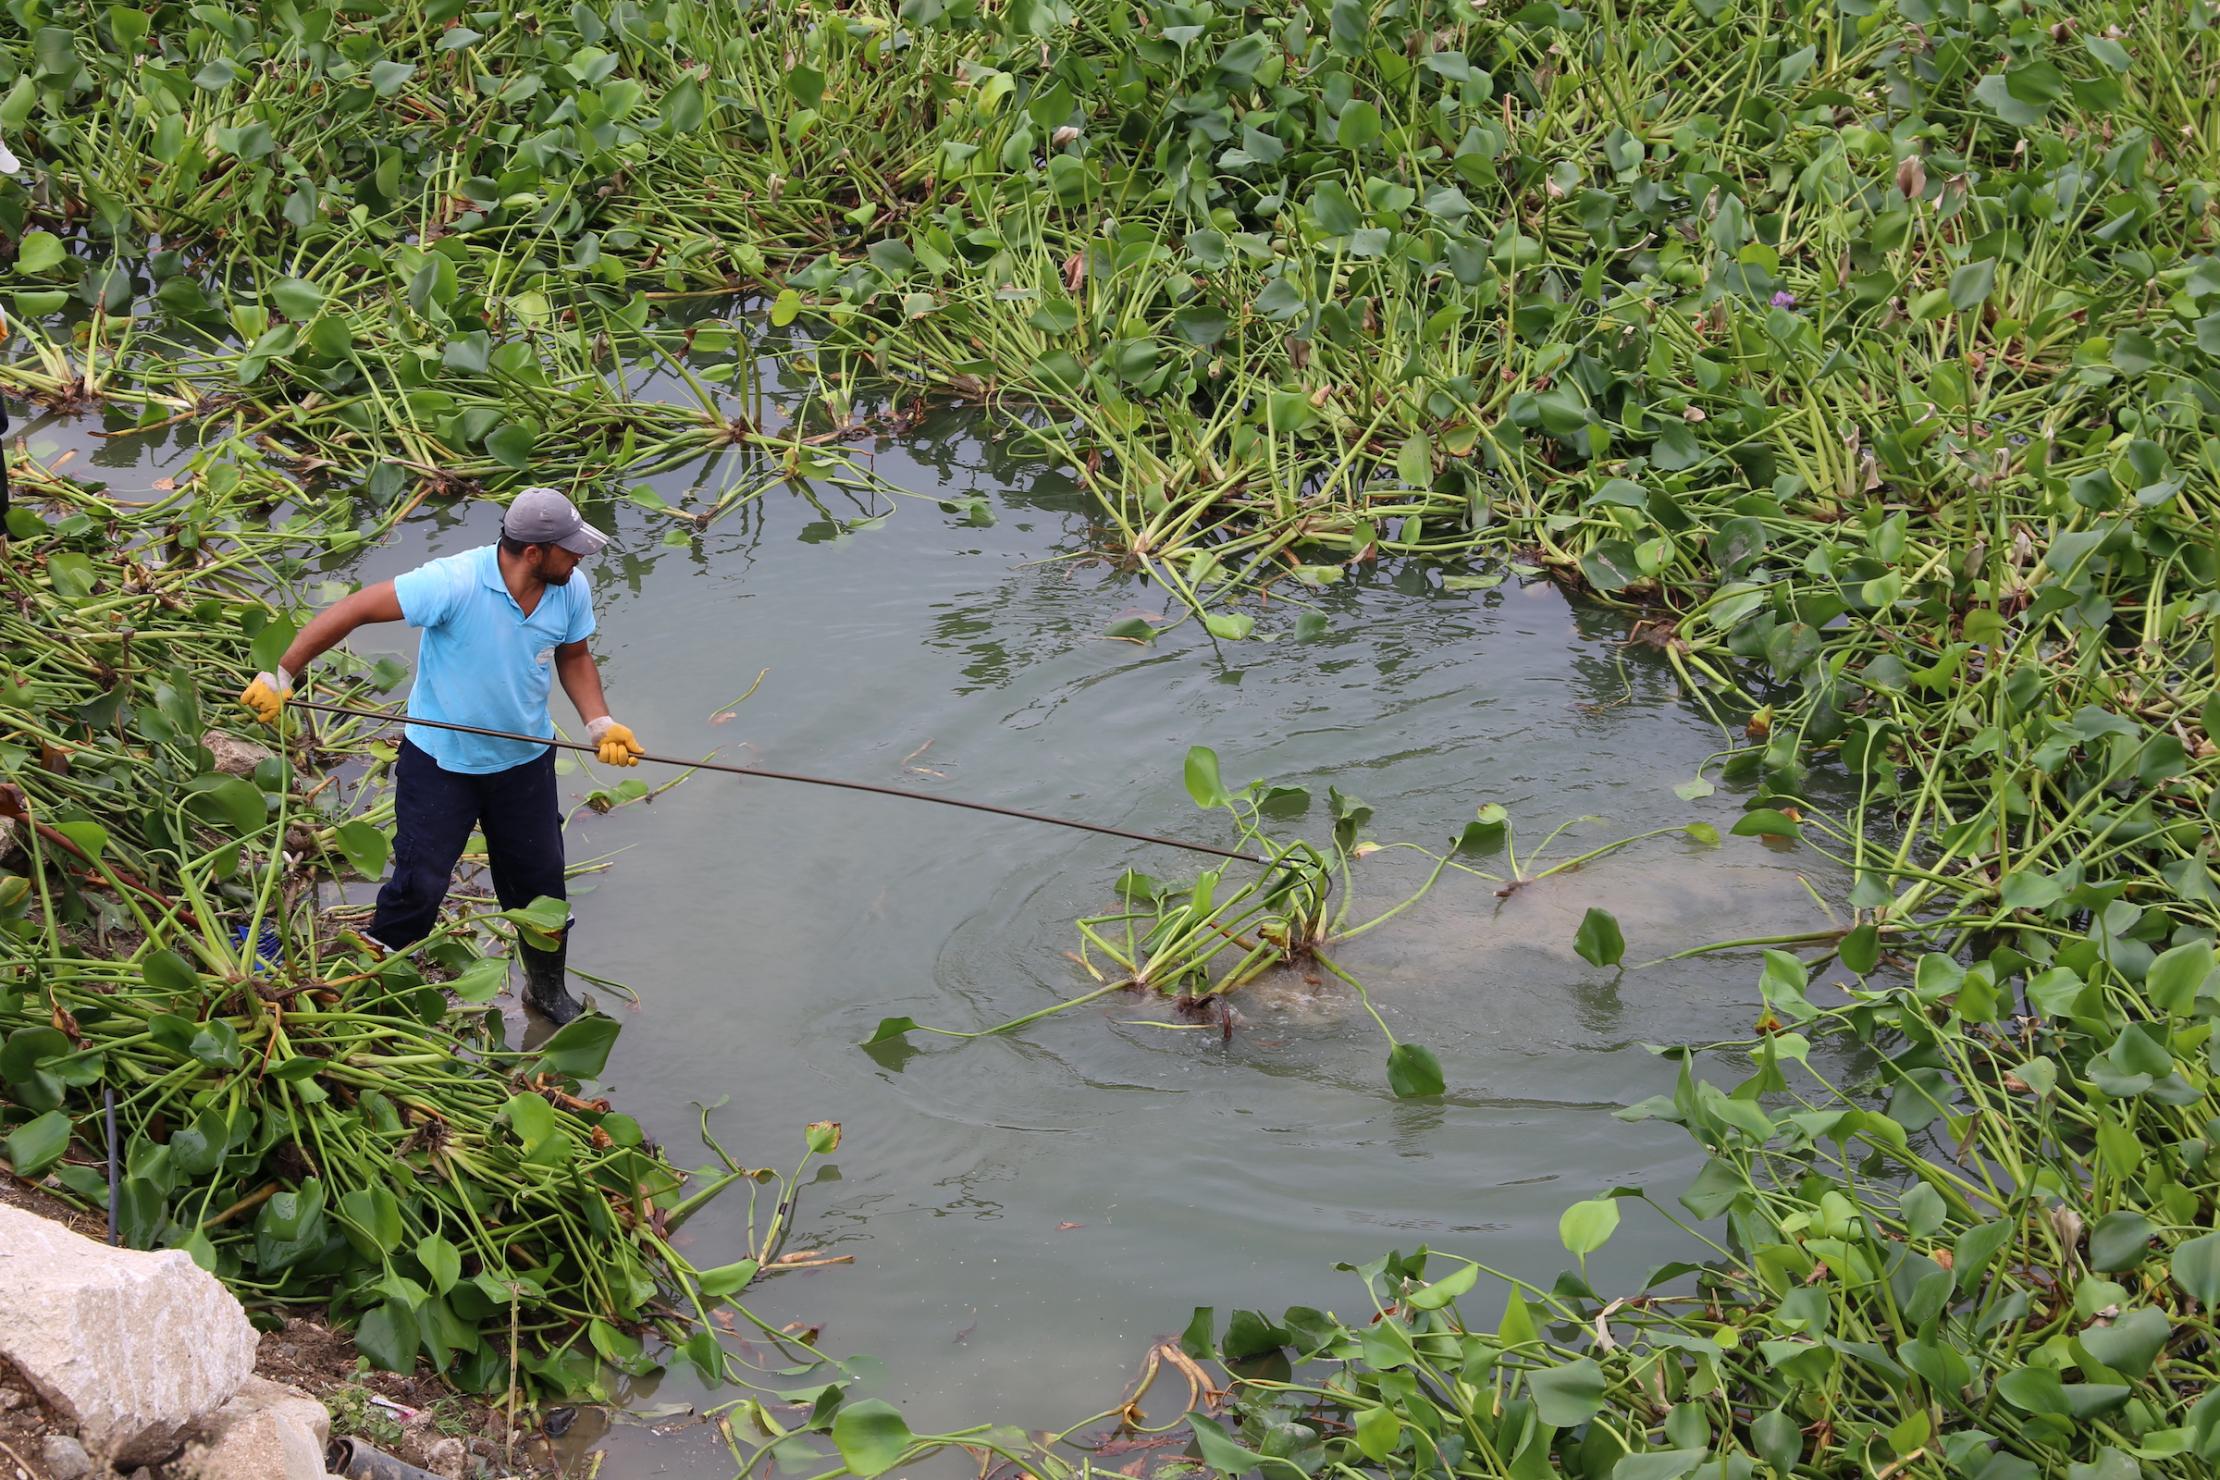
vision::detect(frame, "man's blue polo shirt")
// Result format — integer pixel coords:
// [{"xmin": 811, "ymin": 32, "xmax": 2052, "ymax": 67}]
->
[{"xmin": 392, "ymin": 545, "xmax": 596, "ymax": 774}]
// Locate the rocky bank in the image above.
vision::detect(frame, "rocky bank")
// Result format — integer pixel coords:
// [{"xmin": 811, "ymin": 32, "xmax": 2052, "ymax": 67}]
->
[{"xmin": 0, "ymin": 1203, "xmax": 336, "ymax": 1478}]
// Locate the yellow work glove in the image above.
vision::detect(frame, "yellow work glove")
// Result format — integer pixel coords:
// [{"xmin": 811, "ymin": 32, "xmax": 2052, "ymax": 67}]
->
[
  {"xmin": 239, "ymin": 668, "xmax": 292, "ymax": 725},
  {"xmin": 586, "ymin": 717, "xmax": 643, "ymax": 767}
]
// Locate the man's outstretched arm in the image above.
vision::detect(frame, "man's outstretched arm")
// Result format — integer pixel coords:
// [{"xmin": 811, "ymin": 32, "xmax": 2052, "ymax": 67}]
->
[{"xmin": 240, "ymin": 580, "xmax": 405, "ymax": 722}]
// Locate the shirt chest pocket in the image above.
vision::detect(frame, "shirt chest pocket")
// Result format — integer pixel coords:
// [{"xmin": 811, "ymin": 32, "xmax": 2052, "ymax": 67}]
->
[{"xmin": 522, "ymin": 598, "xmax": 570, "ymax": 666}]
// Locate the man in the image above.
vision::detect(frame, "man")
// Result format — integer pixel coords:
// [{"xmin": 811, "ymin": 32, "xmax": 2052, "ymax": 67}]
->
[{"xmin": 240, "ymin": 488, "xmax": 644, "ymax": 1023}]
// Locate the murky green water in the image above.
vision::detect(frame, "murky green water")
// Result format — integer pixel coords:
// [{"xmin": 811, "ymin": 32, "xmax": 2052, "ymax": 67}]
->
[{"xmin": 15, "ymin": 384, "xmax": 1844, "ymax": 1473}]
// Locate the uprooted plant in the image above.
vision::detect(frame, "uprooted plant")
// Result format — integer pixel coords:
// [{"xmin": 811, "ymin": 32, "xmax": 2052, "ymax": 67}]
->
[{"xmin": 869, "ymin": 744, "xmax": 1725, "ymax": 1099}]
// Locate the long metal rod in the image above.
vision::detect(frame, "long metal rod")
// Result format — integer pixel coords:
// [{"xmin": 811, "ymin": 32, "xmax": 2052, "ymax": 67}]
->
[{"xmin": 284, "ymin": 697, "xmax": 1266, "ymax": 865}]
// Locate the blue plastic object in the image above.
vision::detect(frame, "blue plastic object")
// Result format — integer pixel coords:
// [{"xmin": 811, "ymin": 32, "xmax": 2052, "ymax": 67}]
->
[{"xmin": 232, "ymin": 920, "xmax": 283, "ymax": 969}]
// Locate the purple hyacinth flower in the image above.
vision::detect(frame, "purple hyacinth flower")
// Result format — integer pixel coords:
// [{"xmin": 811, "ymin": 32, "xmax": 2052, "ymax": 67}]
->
[{"xmin": 1770, "ymin": 290, "xmax": 1798, "ymax": 309}]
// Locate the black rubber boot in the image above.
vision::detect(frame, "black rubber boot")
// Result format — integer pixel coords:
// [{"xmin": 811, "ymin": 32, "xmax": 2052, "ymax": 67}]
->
[{"xmin": 519, "ymin": 936, "xmax": 583, "ymax": 1026}]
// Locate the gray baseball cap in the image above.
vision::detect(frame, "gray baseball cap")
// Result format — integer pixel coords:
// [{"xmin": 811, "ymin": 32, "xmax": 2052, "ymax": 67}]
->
[{"xmin": 503, "ymin": 487, "xmax": 608, "ymax": 555}]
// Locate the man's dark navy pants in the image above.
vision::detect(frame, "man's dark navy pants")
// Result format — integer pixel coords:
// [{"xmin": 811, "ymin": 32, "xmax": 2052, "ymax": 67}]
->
[{"xmin": 368, "ymin": 739, "xmax": 565, "ymax": 949}]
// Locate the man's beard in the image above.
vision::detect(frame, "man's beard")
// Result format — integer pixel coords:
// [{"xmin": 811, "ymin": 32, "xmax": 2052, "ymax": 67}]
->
[{"xmin": 543, "ymin": 567, "xmax": 574, "ymax": 585}]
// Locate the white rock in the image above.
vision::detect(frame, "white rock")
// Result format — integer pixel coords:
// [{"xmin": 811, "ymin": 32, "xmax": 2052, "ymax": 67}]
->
[
  {"xmin": 0, "ymin": 1205, "xmax": 258, "ymax": 1465},
  {"xmin": 39, "ymin": 1434, "xmax": 92, "ymax": 1479},
  {"xmin": 176, "ymin": 1376, "xmax": 331, "ymax": 1480}
]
